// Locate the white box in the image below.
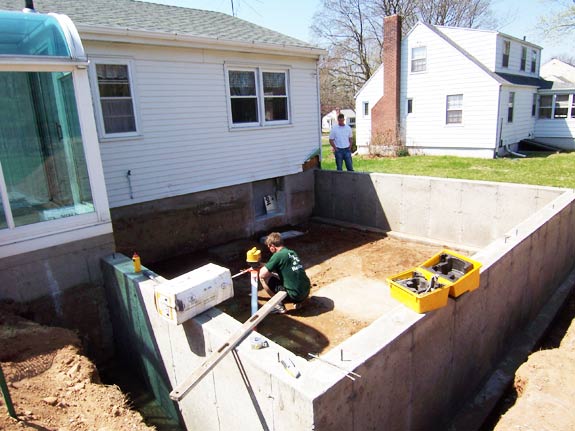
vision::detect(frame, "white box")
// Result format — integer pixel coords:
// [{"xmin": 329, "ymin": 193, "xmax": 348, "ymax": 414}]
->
[{"xmin": 154, "ymin": 263, "xmax": 233, "ymax": 324}]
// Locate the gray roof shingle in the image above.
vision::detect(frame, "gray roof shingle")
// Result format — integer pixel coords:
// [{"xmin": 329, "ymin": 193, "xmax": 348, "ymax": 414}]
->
[{"xmin": 0, "ymin": 0, "xmax": 318, "ymax": 50}]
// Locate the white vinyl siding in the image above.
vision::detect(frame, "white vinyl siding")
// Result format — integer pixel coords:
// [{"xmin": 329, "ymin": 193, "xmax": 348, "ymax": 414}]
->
[
  {"xmin": 85, "ymin": 42, "xmax": 319, "ymax": 208},
  {"xmin": 400, "ymin": 24, "xmax": 500, "ymax": 157},
  {"xmin": 437, "ymin": 27, "xmax": 499, "ymax": 71},
  {"xmin": 354, "ymin": 64, "xmax": 383, "ymax": 155},
  {"xmin": 499, "ymin": 88, "xmax": 538, "ymax": 147}
]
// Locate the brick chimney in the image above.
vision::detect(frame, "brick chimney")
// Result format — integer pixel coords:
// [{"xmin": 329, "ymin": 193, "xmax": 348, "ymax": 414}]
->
[{"xmin": 371, "ymin": 15, "xmax": 402, "ymax": 145}]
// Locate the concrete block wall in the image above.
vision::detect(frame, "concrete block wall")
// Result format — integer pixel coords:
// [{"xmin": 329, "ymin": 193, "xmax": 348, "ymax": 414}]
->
[
  {"xmin": 314, "ymin": 171, "xmax": 564, "ymax": 249},
  {"xmin": 0, "ymin": 233, "xmax": 116, "ymax": 362},
  {"xmin": 111, "ymin": 170, "xmax": 315, "ymax": 264}
]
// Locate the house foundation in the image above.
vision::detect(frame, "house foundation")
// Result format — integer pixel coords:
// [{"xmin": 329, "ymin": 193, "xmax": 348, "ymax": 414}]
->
[{"xmin": 101, "ymin": 172, "xmax": 575, "ymax": 431}]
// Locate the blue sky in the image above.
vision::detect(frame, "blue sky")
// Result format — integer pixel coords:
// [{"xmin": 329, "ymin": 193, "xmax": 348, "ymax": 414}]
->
[{"xmin": 142, "ymin": 0, "xmax": 568, "ymax": 62}]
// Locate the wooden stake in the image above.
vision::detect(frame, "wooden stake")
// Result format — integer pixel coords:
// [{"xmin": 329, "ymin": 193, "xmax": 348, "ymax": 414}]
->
[{"xmin": 169, "ymin": 291, "xmax": 287, "ymax": 401}]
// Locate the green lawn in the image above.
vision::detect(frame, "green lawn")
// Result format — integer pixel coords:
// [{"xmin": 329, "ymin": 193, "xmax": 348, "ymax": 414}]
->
[{"xmin": 320, "ymin": 138, "xmax": 575, "ymax": 189}]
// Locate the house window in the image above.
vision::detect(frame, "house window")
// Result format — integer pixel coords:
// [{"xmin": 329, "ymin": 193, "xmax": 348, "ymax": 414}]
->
[
  {"xmin": 538, "ymin": 95, "xmax": 553, "ymax": 119},
  {"xmin": 446, "ymin": 94, "xmax": 463, "ymax": 124},
  {"xmin": 520, "ymin": 47, "xmax": 527, "ymax": 71},
  {"xmin": 502, "ymin": 40, "xmax": 510, "ymax": 68},
  {"xmin": 411, "ymin": 47, "xmax": 427, "ymax": 72},
  {"xmin": 407, "ymin": 98, "xmax": 413, "ymax": 114},
  {"xmin": 0, "ymin": 71, "xmax": 94, "ymax": 229},
  {"xmin": 554, "ymin": 94, "xmax": 569, "ymax": 118},
  {"xmin": 530, "ymin": 50, "xmax": 537, "ymax": 73},
  {"xmin": 362, "ymin": 101, "xmax": 369, "ymax": 117},
  {"xmin": 507, "ymin": 92, "xmax": 515, "ymax": 122},
  {"xmin": 571, "ymin": 94, "xmax": 575, "ymax": 118},
  {"xmin": 227, "ymin": 68, "xmax": 290, "ymax": 126},
  {"xmin": 532, "ymin": 94, "xmax": 537, "ymax": 116},
  {"xmin": 94, "ymin": 63, "xmax": 137, "ymax": 136},
  {"xmin": 262, "ymin": 72, "xmax": 288, "ymax": 121}
]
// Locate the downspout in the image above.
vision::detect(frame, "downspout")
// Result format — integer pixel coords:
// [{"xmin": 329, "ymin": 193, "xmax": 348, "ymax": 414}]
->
[{"xmin": 494, "ymin": 85, "xmax": 502, "ymax": 158}]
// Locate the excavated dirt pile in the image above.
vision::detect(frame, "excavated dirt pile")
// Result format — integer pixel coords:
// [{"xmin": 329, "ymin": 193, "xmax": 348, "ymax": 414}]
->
[{"xmin": 0, "ymin": 303, "xmax": 154, "ymax": 431}]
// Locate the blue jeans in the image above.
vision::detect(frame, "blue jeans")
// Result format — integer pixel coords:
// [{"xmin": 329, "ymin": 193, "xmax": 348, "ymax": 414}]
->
[{"xmin": 335, "ymin": 148, "xmax": 353, "ymax": 171}]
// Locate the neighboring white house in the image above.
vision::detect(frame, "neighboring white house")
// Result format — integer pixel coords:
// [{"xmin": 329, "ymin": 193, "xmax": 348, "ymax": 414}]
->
[
  {"xmin": 356, "ymin": 18, "xmax": 574, "ymax": 157},
  {"xmin": 321, "ymin": 108, "xmax": 356, "ymax": 132},
  {"xmin": 0, "ymin": 0, "xmax": 324, "ymax": 261},
  {"xmin": 535, "ymin": 59, "xmax": 575, "ymax": 148}
]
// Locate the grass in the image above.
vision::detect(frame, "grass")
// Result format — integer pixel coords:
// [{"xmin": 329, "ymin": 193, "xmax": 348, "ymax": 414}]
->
[{"xmin": 320, "ymin": 137, "xmax": 575, "ymax": 189}]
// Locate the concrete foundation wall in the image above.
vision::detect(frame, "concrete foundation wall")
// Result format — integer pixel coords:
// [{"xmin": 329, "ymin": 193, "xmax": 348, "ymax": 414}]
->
[
  {"xmin": 314, "ymin": 171, "xmax": 564, "ymax": 249},
  {"xmin": 111, "ymin": 170, "xmax": 315, "ymax": 263},
  {"xmin": 0, "ymin": 233, "xmax": 116, "ymax": 362},
  {"xmin": 101, "ymin": 172, "xmax": 575, "ymax": 431}
]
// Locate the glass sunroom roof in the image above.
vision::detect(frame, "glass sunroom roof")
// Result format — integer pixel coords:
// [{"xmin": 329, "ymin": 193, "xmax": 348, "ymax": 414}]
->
[{"xmin": 0, "ymin": 10, "xmax": 85, "ymax": 60}]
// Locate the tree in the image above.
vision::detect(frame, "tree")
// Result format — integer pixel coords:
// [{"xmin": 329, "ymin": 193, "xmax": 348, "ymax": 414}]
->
[
  {"xmin": 312, "ymin": 0, "xmax": 497, "ymax": 108},
  {"xmin": 538, "ymin": 0, "xmax": 575, "ymax": 39}
]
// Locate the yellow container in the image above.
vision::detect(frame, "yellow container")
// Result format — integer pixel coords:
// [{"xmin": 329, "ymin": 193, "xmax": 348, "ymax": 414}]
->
[
  {"xmin": 387, "ymin": 269, "xmax": 450, "ymax": 314},
  {"xmin": 419, "ymin": 249, "xmax": 482, "ymax": 298}
]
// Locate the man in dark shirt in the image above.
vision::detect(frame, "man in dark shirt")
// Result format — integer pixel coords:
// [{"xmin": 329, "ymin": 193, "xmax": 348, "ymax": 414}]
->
[{"xmin": 259, "ymin": 232, "xmax": 311, "ymax": 314}]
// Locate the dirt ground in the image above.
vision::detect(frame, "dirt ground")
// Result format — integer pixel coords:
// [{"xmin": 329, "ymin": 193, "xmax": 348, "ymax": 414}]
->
[{"xmin": 1, "ymin": 222, "xmax": 574, "ymax": 430}]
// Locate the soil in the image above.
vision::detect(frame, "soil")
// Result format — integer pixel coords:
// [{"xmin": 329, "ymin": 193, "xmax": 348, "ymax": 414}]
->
[{"xmin": 1, "ymin": 222, "xmax": 573, "ymax": 430}]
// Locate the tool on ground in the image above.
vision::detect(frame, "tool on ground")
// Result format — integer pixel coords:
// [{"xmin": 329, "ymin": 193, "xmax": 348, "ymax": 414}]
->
[
  {"xmin": 308, "ymin": 353, "xmax": 361, "ymax": 381},
  {"xmin": 0, "ymin": 364, "xmax": 17, "ymax": 418},
  {"xmin": 280, "ymin": 357, "xmax": 301, "ymax": 378},
  {"xmin": 169, "ymin": 290, "xmax": 287, "ymax": 401}
]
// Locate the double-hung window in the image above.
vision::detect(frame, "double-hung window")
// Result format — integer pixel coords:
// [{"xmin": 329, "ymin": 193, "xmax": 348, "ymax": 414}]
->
[
  {"xmin": 502, "ymin": 40, "xmax": 510, "ymax": 68},
  {"xmin": 520, "ymin": 47, "xmax": 527, "ymax": 71},
  {"xmin": 530, "ymin": 50, "xmax": 537, "ymax": 73},
  {"xmin": 227, "ymin": 67, "xmax": 290, "ymax": 127},
  {"xmin": 411, "ymin": 47, "xmax": 427, "ymax": 72},
  {"xmin": 508, "ymin": 92, "xmax": 515, "ymax": 122},
  {"xmin": 446, "ymin": 94, "xmax": 463, "ymax": 124},
  {"xmin": 92, "ymin": 61, "xmax": 138, "ymax": 137},
  {"xmin": 538, "ymin": 95, "xmax": 553, "ymax": 119},
  {"xmin": 554, "ymin": 94, "xmax": 569, "ymax": 118}
]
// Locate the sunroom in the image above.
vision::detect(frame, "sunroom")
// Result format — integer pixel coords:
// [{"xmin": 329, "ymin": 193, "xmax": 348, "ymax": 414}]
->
[{"xmin": 0, "ymin": 9, "xmax": 112, "ymax": 261}]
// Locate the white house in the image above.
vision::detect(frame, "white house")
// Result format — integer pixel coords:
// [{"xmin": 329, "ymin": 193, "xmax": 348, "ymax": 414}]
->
[
  {"xmin": 356, "ymin": 16, "xmax": 573, "ymax": 157},
  {"xmin": 0, "ymin": 0, "xmax": 324, "ymax": 262},
  {"xmin": 535, "ymin": 59, "xmax": 575, "ymax": 149},
  {"xmin": 321, "ymin": 108, "xmax": 356, "ymax": 132}
]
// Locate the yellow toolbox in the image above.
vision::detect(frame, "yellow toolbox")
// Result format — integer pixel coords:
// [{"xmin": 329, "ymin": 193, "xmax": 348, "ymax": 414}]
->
[
  {"xmin": 387, "ymin": 268, "xmax": 450, "ymax": 313},
  {"xmin": 419, "ymin": 249, "xmax": 482, "ymax": 298}
]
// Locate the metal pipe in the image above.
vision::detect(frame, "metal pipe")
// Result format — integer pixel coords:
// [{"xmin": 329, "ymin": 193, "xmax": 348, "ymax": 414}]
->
[{"xmin": 0, "ymin": 364, "xmax": 17, "ymax": 418}]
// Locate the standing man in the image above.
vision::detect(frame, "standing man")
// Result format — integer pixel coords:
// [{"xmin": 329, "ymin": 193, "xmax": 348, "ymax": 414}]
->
[
  {"xmin": 329, "ymin": 113, "xmax": 354, "ymax": 171},
  {"xmin": 259, "ymin": 232, "xmax": 311, "ymax": 314}
]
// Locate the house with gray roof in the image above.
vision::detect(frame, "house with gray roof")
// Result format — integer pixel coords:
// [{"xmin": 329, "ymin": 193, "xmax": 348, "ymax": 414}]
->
[
  {"xmin": 0, "ymin": 0, "xmax": 324, "ymax": 262},
  {"xmin": 355, "ymin": 16, "xmax": 574, "ymax": 157}
]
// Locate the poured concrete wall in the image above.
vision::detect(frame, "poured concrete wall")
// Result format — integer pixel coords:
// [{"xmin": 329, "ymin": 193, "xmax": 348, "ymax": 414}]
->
[
  {"xmin": 102, "ymin": 173, "xmax": 575, "ymax": 430},
  {"xmin": 314, "ymin": 171, "xmax": 564, "ymax": 249},
  {"xmin": 111, "ymin": 170, "xmax": 315, "ymax": 263}
]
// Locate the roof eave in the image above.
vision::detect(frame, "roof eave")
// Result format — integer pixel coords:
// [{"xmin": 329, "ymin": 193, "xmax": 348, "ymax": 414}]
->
[{"xmin": 76, "ymin": 25, "xmax": 325, "ymax": 58}]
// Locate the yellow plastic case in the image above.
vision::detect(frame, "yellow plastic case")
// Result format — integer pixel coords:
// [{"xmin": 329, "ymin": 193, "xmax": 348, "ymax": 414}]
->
[
  {"xmin": 387, "ymin": 268, "xmax": 450, "ymax": 314},
  {"xmin": 419, "ymin": 249, "xmax": 482, "ymax": 298}
]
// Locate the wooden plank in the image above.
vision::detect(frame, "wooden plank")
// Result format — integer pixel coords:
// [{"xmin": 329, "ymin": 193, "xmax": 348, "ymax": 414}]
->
[{"xmin": 169, "ymin": 290, "xmax": 287, "ymax": 401}]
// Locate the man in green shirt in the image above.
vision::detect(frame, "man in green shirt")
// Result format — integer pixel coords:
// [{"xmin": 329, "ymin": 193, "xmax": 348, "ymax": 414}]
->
[{"xmin": 259, "ymin": 232, "xmax": 311, "ymax": 314}]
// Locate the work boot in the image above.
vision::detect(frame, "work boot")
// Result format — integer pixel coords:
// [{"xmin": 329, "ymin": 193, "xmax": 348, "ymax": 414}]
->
[{"xmin": 271, "ymin": 303, "xmax": 287, "ymax": 314}]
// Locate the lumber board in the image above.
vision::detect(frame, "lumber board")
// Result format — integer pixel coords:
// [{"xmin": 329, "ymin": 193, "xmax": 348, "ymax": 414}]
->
[{"xmin": 169, "ymin": 291, "xmax": 287, "ymax": 401}]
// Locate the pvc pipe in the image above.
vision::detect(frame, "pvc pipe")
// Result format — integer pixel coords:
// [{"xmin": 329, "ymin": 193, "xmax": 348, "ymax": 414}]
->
[{"xmin": 250, "ymin": 269, "xmax": 259, "ymax": 316}]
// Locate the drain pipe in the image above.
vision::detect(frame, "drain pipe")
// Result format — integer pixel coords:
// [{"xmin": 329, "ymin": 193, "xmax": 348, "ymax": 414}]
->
[{"xmin": 504, "ymin": 143, "xmax": 526, "ymax": 158}]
